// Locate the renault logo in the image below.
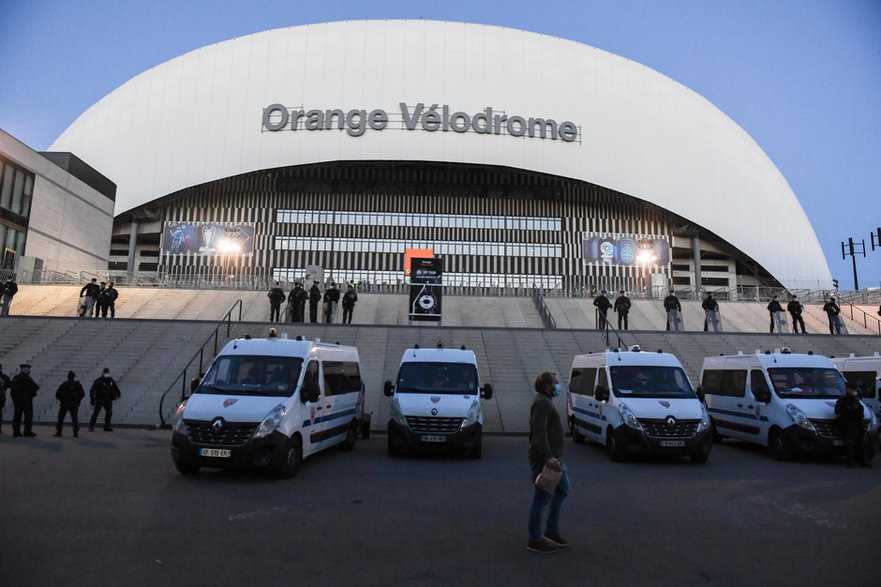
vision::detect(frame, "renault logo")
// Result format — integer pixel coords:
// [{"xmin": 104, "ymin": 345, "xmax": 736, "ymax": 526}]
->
[
  {"xmin": 665, "ymin": 416, "xmax": 677, "ymax": 429},
  {"xmin": 211, "ymin": 417, "xmax": 226, "ymax": 431}
]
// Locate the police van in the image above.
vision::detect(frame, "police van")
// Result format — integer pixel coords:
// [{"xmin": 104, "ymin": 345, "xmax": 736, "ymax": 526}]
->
[
  {"xmin": 832, "ymin": 353, "xmax": 881, "ymax": 440},
  {"xmin": 384, "ymin": 343, "xmax": 493, "ymax": 458},
  {"xmin": 566, "ymin": 348, "xmax": 712, "ymax": 462},
  {"xmin": 171, "ymin": 334, "xmax": 366, "ymax": 478},
  {"xmin": 701, "ymin": 350, "xmax": 877, "ymax": 460}
]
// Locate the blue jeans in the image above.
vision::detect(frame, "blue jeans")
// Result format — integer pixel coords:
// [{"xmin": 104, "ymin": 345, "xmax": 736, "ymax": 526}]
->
[{"xmin": 528, "ymin": 461, "xmax": 570, "ymax": 543}]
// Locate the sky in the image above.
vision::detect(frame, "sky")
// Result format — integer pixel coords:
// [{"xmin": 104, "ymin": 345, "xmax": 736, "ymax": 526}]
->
[{"xmin": 1, "ymin": 0, "xmax": 879, "ymax": 290}]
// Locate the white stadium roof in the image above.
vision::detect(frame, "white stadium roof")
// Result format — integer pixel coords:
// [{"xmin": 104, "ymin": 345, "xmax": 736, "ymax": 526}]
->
[{"xmin": 49, "ymin": 20, "xmax": 831, "ymax": 288}]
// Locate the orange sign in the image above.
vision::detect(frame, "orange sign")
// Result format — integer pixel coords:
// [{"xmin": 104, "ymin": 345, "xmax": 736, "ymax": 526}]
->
[{"xmin": 404, "ymin": 248, "xmax": 434, "ymax": 276}]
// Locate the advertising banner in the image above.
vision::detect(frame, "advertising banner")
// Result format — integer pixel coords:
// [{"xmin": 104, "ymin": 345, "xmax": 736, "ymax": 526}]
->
[
  {"xmin": 408, "ymin": 257, "xmax": 442, "ymax": 322},
  {"xmin": 161, "ymin": 222, "xmax": 255, "ymax": 256},
  {"xmin": 404, "ymin": 248, "xmax": 434, "ymax": 276},
  {"xmin": 582, "ymin": 235, "xmax": 669, "ymax": 266}
]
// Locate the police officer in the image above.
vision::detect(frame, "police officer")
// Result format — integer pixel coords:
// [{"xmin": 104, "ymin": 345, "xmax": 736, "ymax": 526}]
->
[
  {"xmin": 54, "ymin": 371, "xmax": 85, "ymax": 437},
  {"xmin": 289, "ymin": 282, "xmax": 308, "ymax": 323},
  {"xmin": 613, "ymin": 290, "xmax": 631, "ymax": 330},
  {"xmin": 323, "ymin": 282, "xmax": 340, "ymax": 323},
  {"xmin": 663, "ymin": 291, "xmax": 681, "ymax": 331},
  {"xmin": 835, "ymin": 382, "xmax": 870, "ymax": 468},
  {"xmin": 702, "ymin": 292, "xmax": 720, "ymax": 332},
  {"xmin": 767, "ymin": 295, "xmax": 784, "ymax": 333},
  {"xmin": 1, "ymin": 276, "xmax": 18, "ymax": 316},
  {"xmin": 89, "ymin": 367, "xmax": 121, "ymax": 432},
  {"xmin": 308, "ymin": 281, "xmax": 322, "ymax": 323},
  {"xmin": 823, "ymin": 296, "xmax": 841, "ymax": 335},
  {"xmin": 787, "ymin": 295, "xmax": 806, "ymax": 334},
  {"xmin": 11, "ymin": 363, "xmax": 39, "ymax": 437},
  {"xmin": 0, "ymin": 363, "xmax": 10, "ymax": 434},
  {"xmin": 79, "ymin": 278, "xmax": 101, "ymax": 318},
  {"xmin": 106, "ymin": 282, "xmax": 119, "ymax": 318},
  {"xmin": 267, "ymin": 282, "xmax": 286, "ymax": 322},
  {"xmin": 592, "ymin": 290, "xmax": 612, "ymax": 329},
  {"xmin": 341, "ymin": 284, "xmax": 358, "ymax": 324}
]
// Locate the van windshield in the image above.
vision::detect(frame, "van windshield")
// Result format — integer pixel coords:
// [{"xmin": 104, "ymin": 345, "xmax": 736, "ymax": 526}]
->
[
  {"xmin": 767, "ymin": 368, "xmax": 845, "ymax": 399},
  {"xmin": 197, "ymin": 355, "xmax": 303, "ymax": 397},
  {"xmin": 609, "ymin": 366, "xmax": 695, "ymax": 399},
  {"xmin": 396, "ymin": 362, "xmax": 478, "ymax": 394}
]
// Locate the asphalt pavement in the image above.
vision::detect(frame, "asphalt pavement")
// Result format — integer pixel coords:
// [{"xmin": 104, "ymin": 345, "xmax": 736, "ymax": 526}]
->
[{"xmin": 0, "ymin": 426, "xmax": 878, "ymax": 586}]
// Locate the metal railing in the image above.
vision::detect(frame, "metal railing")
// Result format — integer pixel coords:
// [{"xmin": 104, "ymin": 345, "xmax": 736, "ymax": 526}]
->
[
  {"xmin": 837, "ymin": 298, "xmax": 881, "ymax": 335},
  {"xmin": 532, "ymin": 288, "xmax": 556, "ymax": 329},
  {"xmin": 595, "ymin": 309, "xmax": 627, "ymax": 349},
  {"xmin": 157, "ymin": 299, "xmax": 243, "ymax": 428}
]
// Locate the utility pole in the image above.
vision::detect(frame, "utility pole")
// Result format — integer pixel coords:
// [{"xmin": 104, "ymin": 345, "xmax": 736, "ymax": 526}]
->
[{"xmin": 841, "ymin": 237, "xmax": 866, "ymax": 290}]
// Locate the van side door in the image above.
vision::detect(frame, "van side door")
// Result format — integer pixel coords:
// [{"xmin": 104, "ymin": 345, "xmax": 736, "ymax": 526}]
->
[
  {"xmin": 703, "ymin": 369, "xmax": 752, "ymax": 441},
  {"xmin": 321, "ymin": 360, "xmax": 362, "ymax": 445},
  {"xmin": 749, "ymin": 370, "xmax": 774, "ymax": 442},
  {"xmin": 300, "ymin": 359, "xmax": 326, "ymax": 456},
  {"xmin": 568, "ymin": 366, "xmax": 599, "ymax": 442}
]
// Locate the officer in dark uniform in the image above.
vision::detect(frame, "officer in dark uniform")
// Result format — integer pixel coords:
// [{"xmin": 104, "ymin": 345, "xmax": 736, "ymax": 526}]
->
[
  {"xmin": 323, "ymin": 282, "xmax": 340, "ymax": 323},
  {"xmin": 835, "ymin": 382, "xmax": 870, "ymax": 468},
  {"xmin": 290, "ymin": 282, "xmax": 308, "ymax": 323},
  {"xmin": 54, "ymin": 371, "xmax": 85, "ymax": 437},
  {"xmin": 663, "ymin": 291, "xmax": 681, "ymax": 331},
  {"xmin": 592, "ymin": 290, "xmax": 612, "ymax": 329},
  {"xmin": 267, "ymin": 282, "xmax": 286, "ymax": 322},
  {"xmin": 0, "ymin": 363, "xmax": 10, "ymax": 434},
  {"xmin": 613, "ymin": 290, "xmax": 631, "ymax": 330},
  {"xmin": 11, "ymin": 363, "xmax": 39, "ymax": 437},
  {"xmin": 823, "ymin": 296, "xmax": 841, "ymax": 335},
  {"xmin": 787, "ymin": 295, "xmax": 806, "ymax": 334},
  {"xmin": 308, "ymin": 281, "xmax": 322, "ymax": 323},
  {"xmin": 767, "ymin": 295, "xmax": 784, "ymax": 333},
  {"xmin": 702, "ymin": 293, "xmax": 719, "ymax": 332},
  {"xmin": 89, "ymin": 367, "xmax": 121, "ymax": 432}
]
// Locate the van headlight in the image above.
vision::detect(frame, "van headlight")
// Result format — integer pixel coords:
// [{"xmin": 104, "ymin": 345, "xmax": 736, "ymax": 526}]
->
[
  {"xmin": 618, "ymin": 403, "xmax": 642, "ymax": 431},
  {"xmin": 785, "ymin": 404, "xmax": 816, "ymax": 432},
  {"xmin": 172, "ymin": 402, "xmax": 188, "ymax": 434},
  {"xmin": 696, "ymin": 404, "xmax": 710, "ymax": 434},
  {"xmin": 461, "ymin": 401, "xmax": 480, "ymax": 430},
  {"xmin": 254, "ymin": 404, "xmax": 287, "ymax": 439},
  {"xmin": 390, "ymin": 400, "xmax": 406, "ymax": 426}
]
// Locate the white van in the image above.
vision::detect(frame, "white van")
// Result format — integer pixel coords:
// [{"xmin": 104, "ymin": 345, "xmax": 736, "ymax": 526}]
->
[
  {"xmin": 384, "ymin": 344, "xmax": 493, "ymax": 458},
  {"xmin": 832, "ymin": 353, "xmax": 881, "ymax": 438},
  {"xmin": 566, "ymin": 348, "xmax": 712, "ymax": 462},
  {"xmin": 171, "ymin": 335, "xmax": 366, "ymax": 478},
  {"xmin": 701, "ymin": 350, "xmax": 877, "ymax": 460}
]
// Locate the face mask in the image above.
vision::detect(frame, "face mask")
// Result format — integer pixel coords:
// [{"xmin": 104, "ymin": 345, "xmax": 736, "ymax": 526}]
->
[
  {"xmin": 551, "ymin": 383, "xmax": 562, "ymax": 397},
  {"xmin": 103, "ymin": 373, "xmax": 110, "ymax": 378}
]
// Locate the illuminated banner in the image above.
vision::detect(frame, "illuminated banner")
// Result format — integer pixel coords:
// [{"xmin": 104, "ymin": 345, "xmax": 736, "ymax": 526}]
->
[
  {"xmin": 161, "ymin": 222, "xmax": 255, "ymax": 256},
  {"xmin": 583, "ymin": 235, "xmax": 669, "ymax": 266},
  {"xmin": 404, "ymin": 248, "xmax": 434, "ymax": 276}
]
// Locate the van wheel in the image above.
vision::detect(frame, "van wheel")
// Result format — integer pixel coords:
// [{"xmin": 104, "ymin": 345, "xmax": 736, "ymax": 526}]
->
[
  {"xmin": 339, "ymin": 422, "xmax": 358, "ymax": 452},
  {"xmin": 467, "ymin": 435, "xmax": 482, "ymax": 459},
  {"xmin": 768, "ymin": 429, "xmax": 791, "ymax": 461},
  {"xmin": 570, "ymin": 417, "xmax": 586, "ymax": 444},
  {"xmin": 274, "ymin": 436, "xmax": 302, "ymax": 479},
  {"xmin": 175, "ymin": 461, "xmax": 200, "ymax": 475},
  {"xmin": 607, "ymin": 429, "xmax": 627, "ymax": 462},
  {"xmin": 387, "ymin": 432, "xmax": 403, "ymax": 458}
]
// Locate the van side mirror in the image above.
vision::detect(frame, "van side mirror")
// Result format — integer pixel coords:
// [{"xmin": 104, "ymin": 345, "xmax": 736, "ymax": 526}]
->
[
  {"xmin": 595, "ymin": 385, "xmax": 610, "ymax": 402},
  {"xmin": 754, "ymin": 389, "xmax": 771, "ymax": 404},
  {"xmin": 301, "ymin": 383, "xmax": 320, "ymax": 404},
  {"xmin": 383, "ymin": 380, "xmax": 394, "ymax": 397},
  {"xmin": 695, "ymin": 386, "xmax": 705, "ymax": 403},
  {"xmin": 481, "ymin": 383, "xmax": 493, "ymax": 400}
]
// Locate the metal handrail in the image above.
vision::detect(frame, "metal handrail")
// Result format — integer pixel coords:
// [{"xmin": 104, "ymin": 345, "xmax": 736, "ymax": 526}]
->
[
  {"xmin": 595, "ymin": 308, "xmax": 627, "ymax": 349},
  {"xmin": 837, "ymin": 297, "xmax": 881, "ymax": 335},
  {"xmin": 532, "ymin": 288, "xmax": 556, "ymax": 329},
  {"xmin": 157, "ymin": 299, "xmax": 243, "ymax": 428}
]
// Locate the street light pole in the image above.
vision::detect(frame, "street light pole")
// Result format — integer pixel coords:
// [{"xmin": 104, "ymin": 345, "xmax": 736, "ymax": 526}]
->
[{"xmin": 841, "ymin": 237, "xmax": 866, "ymax": 290}]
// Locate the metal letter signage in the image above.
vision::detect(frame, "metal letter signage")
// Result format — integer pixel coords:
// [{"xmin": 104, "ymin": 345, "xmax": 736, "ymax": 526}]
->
[{"xmin": 262, "ymin": 103, "xmax": 579, "ymax": 143}]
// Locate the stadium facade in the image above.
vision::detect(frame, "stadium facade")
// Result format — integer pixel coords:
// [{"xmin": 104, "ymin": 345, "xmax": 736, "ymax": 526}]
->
[{"xmin": 48, "ymin": 20, "xmax": 832, "ymax": 292}]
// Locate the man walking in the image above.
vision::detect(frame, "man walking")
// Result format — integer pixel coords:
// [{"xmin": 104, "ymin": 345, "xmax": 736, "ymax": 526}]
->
[
  {"xmin": 702, "ymin": 292, "xmax": 721, "ymax": 332},
  {"xmin": 267, "ymin": 282, "xmax": 286, "ymax": 322},
  {"xmin": 592, "ymin": 290, "xmax": 611, "ymax": 329},
  {"xmin": 308, "ymin": 281, "xmax": 322, "ymax": 323},
  {"xmin": 787, "ymin": 295, "xmax": 806, "ymax": 334},
  {"xmin": 613, "ymin": 290, "xmax": 631, "ymax": 330},
  {"xmin": 89, "ymin": 367, "xmax": 121, "ymax": 432},
  {"xmin": 1, "ymin": 276, "xmax": 18, "ymax": 316},
  {"xmin": 341, "ymin": 284, "xmax": 358, "ymax": 324},
  {"xmin": 11, "ymin": 363, "xmax": 39, "ymax": 437},
  {"xmin": 823, "ymin": 296, "xmax": 841, "ymax": 335},
  {"xmin": 835, "ymin": 382, "xmax": 870, "ymax": 468},
  {"xmin": 79, "ymin": 278, "xmax": 100, "ymax": 318},
  {"xmin": 54, "ymin": 371, "xmax": 85, "ymax": 437},
  {"xmin": 767, "ymin": 295, "xmax": 784, "ymax": 333}
]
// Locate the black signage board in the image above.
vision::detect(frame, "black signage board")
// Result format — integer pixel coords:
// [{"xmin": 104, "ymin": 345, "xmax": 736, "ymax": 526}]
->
[{"xmin": 408, "ymin": 257, "xmax": 442, "ymax": 321}]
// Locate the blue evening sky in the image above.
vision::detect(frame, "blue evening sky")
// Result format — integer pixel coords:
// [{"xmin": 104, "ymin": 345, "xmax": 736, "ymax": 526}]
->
[{"xmin": 1, "ymin": 0, "xmax": 879, "ymax": 289}]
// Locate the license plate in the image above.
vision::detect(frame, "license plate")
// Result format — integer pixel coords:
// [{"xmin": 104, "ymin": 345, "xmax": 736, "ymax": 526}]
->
[
  {"xmin": 832, "ymin": 439, "xmax": 845, "ymax": 447},
  {"xmin": 659, "ymin": 440, "xmax": 685, "ymax": 447},
  {"xmin": 421, "ymin": 435, "xmax": 447, "ymax": 443},
  {"xmin": 200, "ymin": 448, "xmax": 232, "ymax": 458}
]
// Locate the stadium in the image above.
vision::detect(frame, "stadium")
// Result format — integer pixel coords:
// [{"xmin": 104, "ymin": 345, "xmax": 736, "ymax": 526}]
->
[{"xmin": 46, "ymin": 19, "xmax": 831, "ymax": 293}]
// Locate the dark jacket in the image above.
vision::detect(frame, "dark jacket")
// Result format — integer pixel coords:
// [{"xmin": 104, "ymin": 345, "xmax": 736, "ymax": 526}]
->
[
  {"xmin": 56, "ymin": 379, "xmax": 86, "ymax": 404},
  {"xmin": 613, "ymin": 295, "xmax": 631, "ymax": 313},
  {"xmin": 0, "ymin": 371, "xmax": 10, "ymax": 406},
  {"xmin": 80, "ymin": 282, "xmax": 100, "ymax": 299},
  {"xmin": 106, "ymin": 287, "xmax": 118, "ymax": 303},
  {"xmin": 835, "ymin": 393, "xmax": 865, "ymax": 432},
  {"xmin": 767, "ymin": 300, "xmax": 783, "ymax": 314},
  {"xmin": 3, "ymin": 282, "xmax": 18, "ymax": 297},
  {"xmin": 702, "ymin": 297, "xmax": 719, "ymax": 311},
  {"xmin": 290, "ymin": 287, "xmax": 308, "ymax": 306},
  {"xmin": 309, "ymin": 285, "xmax": 321, "ymax": 306},
  {"xmin": 528, "ymin": 393, "xmax": 564, "ymax": 464},
  {"xmin": 593, "ymin": 295, "xmax": 611, "ymax": 312},
  {"xmin": 90, "ymin": 376, "xmax": 121, "ymax": 403},
  {"xmin": 268, "ymin": 287, "xmax": 286, "ymax": 305},
  {"xmin": 663, "ymin": 295, "xmax": 681, "ymax": 311},
  {"xmin": 342, "ymin": 290, "xmax": 358, "ymax": 308},
  {"xmin": 10, "ymin": 372, "xmax": 39, "ymax": 400},
  {"xmin": 787, "ymin": 300, "xmax": 803, "ymax": 315},
  {"xmin": 823, "ymin": 301, "xmax": 840, "ymax": 316},
  {"xmin": 324, "ymin": 286, "xmax": 340, "ymax": 303}
]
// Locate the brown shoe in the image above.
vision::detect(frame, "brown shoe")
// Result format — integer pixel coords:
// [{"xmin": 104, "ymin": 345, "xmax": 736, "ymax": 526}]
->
[
  {"xmin": 526, "ymin": 539, "xmax": 559, "ymax": 554},
  {"xmin": 544, "ymin": 532, "xmax": 569, "ymax": 548}
]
